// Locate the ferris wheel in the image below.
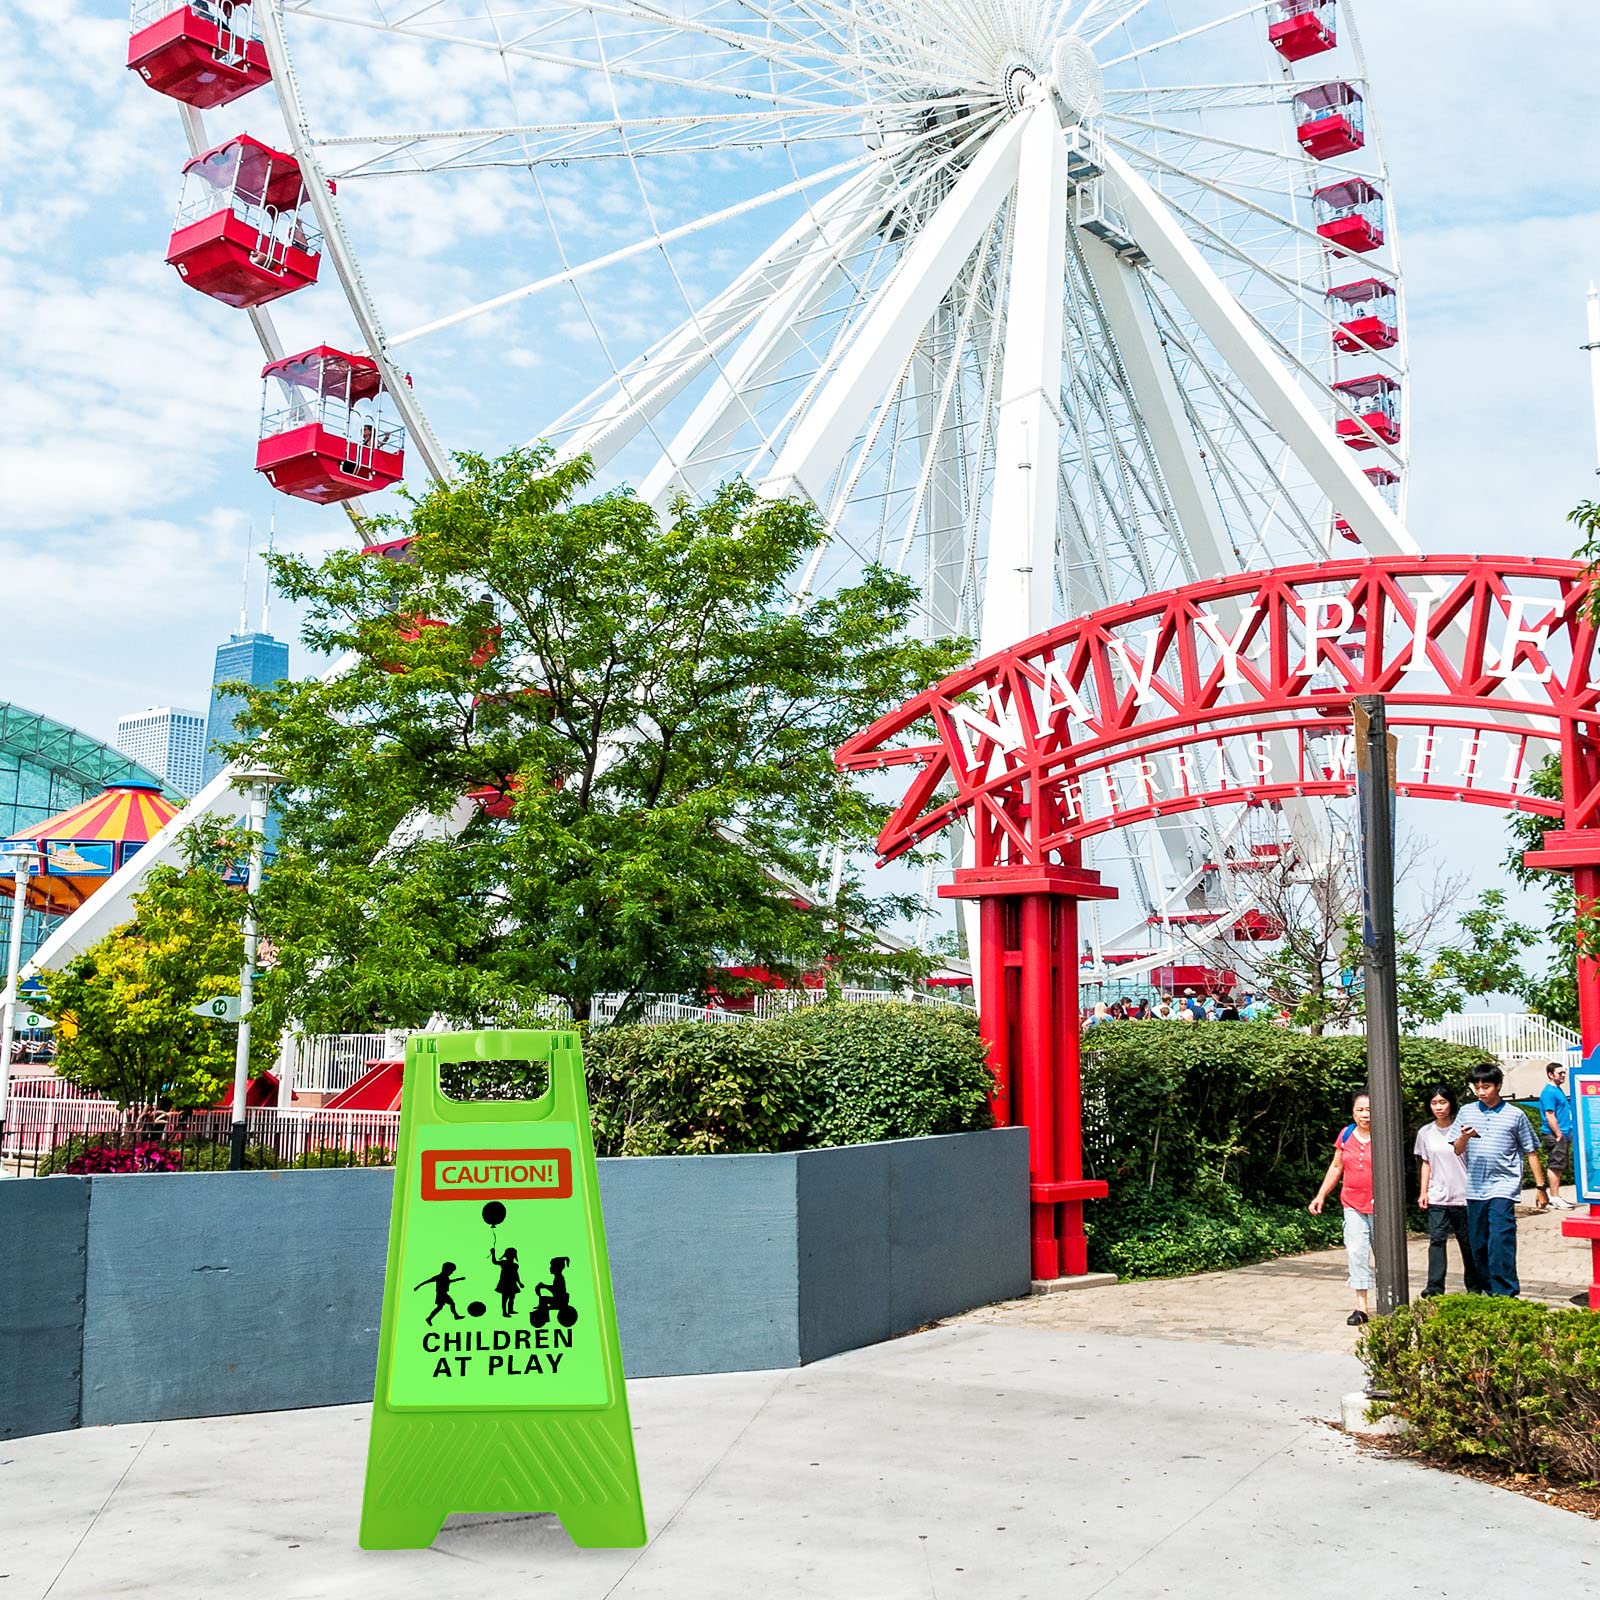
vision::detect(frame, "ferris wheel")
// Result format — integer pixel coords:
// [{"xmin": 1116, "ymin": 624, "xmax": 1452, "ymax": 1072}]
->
[{"xmin": 112, "ymin": 0, "xmax": 1413, "ymax": 978}]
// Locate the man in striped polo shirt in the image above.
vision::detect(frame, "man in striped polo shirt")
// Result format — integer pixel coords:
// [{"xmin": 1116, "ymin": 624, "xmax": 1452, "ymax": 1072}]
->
[{"xmin": 1450, "ymin": 1063, "xmax": 1548, "ymax": 1297}]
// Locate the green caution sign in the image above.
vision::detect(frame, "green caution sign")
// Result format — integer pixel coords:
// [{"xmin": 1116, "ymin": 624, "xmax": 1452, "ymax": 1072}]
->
[{"xmin": 360, "ymin": 1030, "xmax": 645, "ymax": 1550}]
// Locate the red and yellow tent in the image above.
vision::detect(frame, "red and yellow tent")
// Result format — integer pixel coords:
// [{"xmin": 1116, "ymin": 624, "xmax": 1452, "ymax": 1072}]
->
[{"xmin": 4, "ymin": 782, "xmax": 180, "ymax": 916}]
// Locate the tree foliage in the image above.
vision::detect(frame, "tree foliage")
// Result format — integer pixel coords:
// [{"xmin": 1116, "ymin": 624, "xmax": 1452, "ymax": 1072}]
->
[
  {"xmin": 237, "ymin": 450, "xmax": 968, "ymax": 1027},
  {"xmin": 41, "ymin": 827, "xmax": 281, "ymax": 1117},
  {"xmin": 1173, "ymin": 832, "xmax": 1513, "ymax": 1031}
]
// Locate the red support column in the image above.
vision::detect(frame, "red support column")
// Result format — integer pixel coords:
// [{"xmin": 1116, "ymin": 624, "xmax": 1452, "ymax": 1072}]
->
[
  {"xmin": 1054, "ymin": 893, "xmax": 1089, "ymax": 1276},
  {"xmin": 977, "ymin": 898, "xmax": 1011, "ymax": 1125},
  {"xmin": 1523, "ymin": 829, "xmax": 1600, "ymax": 1310},
  {"xmin": 944, "ymin": 862, "xmax": 1115, "ymax": 1283}
]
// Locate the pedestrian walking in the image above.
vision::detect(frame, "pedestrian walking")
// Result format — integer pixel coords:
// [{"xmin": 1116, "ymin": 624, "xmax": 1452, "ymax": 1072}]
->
[
  {"xmin": 1450, "ymin": 1063, "xmax": 1548, "ymax": 1297},
  {"xmin": 1538, "ymin": 1062, "xmax": 1577, "ymax": 1210},
  {"xmin": 1413, "ymin": 1084, "xmax": 1484, "ymax": 1296},
  {"xmin": 1309, "ymin": 1090, "xmax": 1375, "ymax": 1325}
]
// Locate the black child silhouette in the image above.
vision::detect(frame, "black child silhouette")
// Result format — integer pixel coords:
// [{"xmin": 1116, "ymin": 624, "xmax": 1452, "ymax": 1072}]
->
[
  {"xmin": 415, "ymin": 1261, "xmax": 465, "ymax": 1326},
  {"xmin": 489, "ymin": 1244, "xmax": 524, "ymax": 1317},
  {"xmin": 531, "ymin": 1255, "xmax": 579, "ymax": 1329}
]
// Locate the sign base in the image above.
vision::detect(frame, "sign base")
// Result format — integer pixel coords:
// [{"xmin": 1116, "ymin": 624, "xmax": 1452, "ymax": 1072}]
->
[{"xmin": 361, "ymin": 1408, "xmax": 646, "ymax": 1548}]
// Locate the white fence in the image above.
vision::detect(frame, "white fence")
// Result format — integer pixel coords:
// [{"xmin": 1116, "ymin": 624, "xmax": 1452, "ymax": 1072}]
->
[
  {"xmin": 1410, "ymin": 1012, "xmax": 1582, "ymax": 1060},
  {"xmin": 0, "ymin": 1097, "xmax": 401, "ymax": 1165},
  {"xmin": 1326, "ymin": 1011, "xmax": 1582, "ymax": 1058},
  {"xmin": 276, "ymin": 1030, "xmax": 411, "ymax": 1097}
]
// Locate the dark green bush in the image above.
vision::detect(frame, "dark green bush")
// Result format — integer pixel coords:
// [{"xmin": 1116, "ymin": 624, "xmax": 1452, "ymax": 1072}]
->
[
  {"xmin": 1080, "ymin": 1023, "xmax": 1493, "ymax": 1277},
  {"xmin": 1361, "ymin": 1296, "xmax": 1600, "ymax": 1480},
  {"xmin": 179, "ymin": 1141, "xmax": 281, "ymax": 1170},
  {"xmin": 583, "ymin": 1001, "xmax": 993, "ymax": 1156}
]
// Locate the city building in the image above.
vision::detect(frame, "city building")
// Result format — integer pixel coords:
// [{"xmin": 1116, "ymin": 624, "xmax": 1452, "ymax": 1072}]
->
[
  {"xmin": 114, "ymin": 706, "xmax": 206, "ymax": 798},
  {"xmin": 203, "ymin": 630, "xmax": 289, "ymax": 783},
  {"xmin": 0, "ymin": 701, "xmax": 166, "ymax": 965}
]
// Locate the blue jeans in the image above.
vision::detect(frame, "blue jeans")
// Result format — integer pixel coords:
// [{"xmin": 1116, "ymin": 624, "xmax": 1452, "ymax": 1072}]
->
[{"xmin": 1466, "ymin": 1197, "xmax": 1520, "ymax": 1296}]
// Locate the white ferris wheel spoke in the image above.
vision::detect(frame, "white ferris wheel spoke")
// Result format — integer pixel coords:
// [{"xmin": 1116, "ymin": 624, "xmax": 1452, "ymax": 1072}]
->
[
  {"xmin": 1093, "ymin": 0, "xmax": 1278, "ymax": 61},
  {"xmin": 384, "ymin": 145, "xmax": 898, "ymax": 349}
]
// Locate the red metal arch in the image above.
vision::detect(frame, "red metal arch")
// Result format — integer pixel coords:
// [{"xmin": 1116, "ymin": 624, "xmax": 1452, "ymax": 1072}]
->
[
  {"xmin": 839, "ymin": 555, "xmax": 1600, "ymax": 869},
  {"xmin": 836, "ymin": 555, "xmax": 1600, "ymax": 1286}
]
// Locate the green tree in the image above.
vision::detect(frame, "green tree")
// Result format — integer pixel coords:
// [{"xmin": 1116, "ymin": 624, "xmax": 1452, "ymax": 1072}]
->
[
  {"xmin": 42, "ymin": 826, "xmax": 281, "ymax": 1119},
  {"xmin": 1502, "ymin": 754, "xmax": 1580, "ymax": 1028},
  {"xmin": 237, "ymin": 449, "xmax": 968, "ymax": 1027}
]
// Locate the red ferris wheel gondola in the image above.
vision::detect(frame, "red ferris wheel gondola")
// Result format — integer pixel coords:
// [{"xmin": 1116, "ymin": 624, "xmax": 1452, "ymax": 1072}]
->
[
  {"xmin": 1332, "ymin": 374, "xmax": 1401, "ymax": 449},
  {"xmin": 1313, "ymin": 179, "xmax": 1385, "ymax": 255},
  {"xmin": 127, "ymin": 0, "xmax": 270, "ymax": 109},
  {"xmin": 1268, "ymin": 0, "xmax": 1337, "ymax": 62},
  {"xmin": 166, "ymin": 136, "xmax": 321, "ymax": 308},
  {"xmin": 1292, "ymin": 83, "xmax": 1364, "ymax": 161},
  {"xmin": 1328, "ymin": 278, "xmax": 1399, "ymax": 353},
  {"xmin": 256, "ymin": 346, "xmax": 406, "ymax": 503}
]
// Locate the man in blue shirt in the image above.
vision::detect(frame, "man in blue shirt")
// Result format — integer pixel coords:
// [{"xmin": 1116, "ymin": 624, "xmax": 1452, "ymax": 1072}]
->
[
  {"xmin": 1450, "ymin": 1062, "xmax": 1548, "ymax": 1297},
  {"xmin": 1538, "ymin": 1062, "xmax": 1577, "ymax": 1210}
]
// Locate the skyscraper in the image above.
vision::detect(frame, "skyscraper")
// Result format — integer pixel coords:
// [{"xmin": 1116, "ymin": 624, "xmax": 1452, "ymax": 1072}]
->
[
  {"xmin": 114, "ymin": 707, "xmax": 207, "ymax": 798},
  {"xmin": 203, "ymin": 631, "xmax": 290, "ymax": 783}
]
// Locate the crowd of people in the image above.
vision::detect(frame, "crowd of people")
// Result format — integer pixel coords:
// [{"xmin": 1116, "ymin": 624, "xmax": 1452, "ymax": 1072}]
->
[
  {"xmin": 1309, "ymin": 1060, "xmax": 1578, "ymax": 1325},
  {"xmin": 1084, "ymin": 988, "xmax": 1288, "ymax": 1025}
]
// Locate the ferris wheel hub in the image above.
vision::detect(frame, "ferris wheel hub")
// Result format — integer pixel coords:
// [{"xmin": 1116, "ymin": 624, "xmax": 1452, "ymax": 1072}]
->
[{"xmin": 1049, "ymin": 34, "xmax": 1104, "ymax": 123}]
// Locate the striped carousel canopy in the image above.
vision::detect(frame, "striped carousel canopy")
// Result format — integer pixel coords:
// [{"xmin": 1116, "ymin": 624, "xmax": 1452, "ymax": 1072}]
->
[{"xmin": 4, "ymin": 781, "xmax": 180, "ymax": 916}]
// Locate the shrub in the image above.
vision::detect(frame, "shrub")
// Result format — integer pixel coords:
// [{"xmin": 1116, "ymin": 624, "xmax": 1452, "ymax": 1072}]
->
[
  {"xmin": 582, "ymin": 1001, "xmax": 993, "ymax": 1156},
  {"xmin": 1360, "ymin": 1296, "xmax": 1600, "ymax": 1480},
  {"xmin": 290, "ymin": 1144, "xmax": 393, "ymax": 1168},
  {"xmin": 773, "ymin": 1002, "xmax": 996, "ymax": 1149},
  {"xmin": 37, "ymin": 1134, "xmax": 182, "ymax": 1176},
  {"xmin": 1079, "ymin": 1023, "xmax": 1493, "ymax": 1277},
  {"xmin": 179, "ymin": 1141, "xmax": 281, "ymax": 1171}
]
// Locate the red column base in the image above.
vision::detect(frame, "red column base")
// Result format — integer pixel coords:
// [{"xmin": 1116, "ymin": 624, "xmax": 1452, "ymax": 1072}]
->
[{"xmin": 1561, "ymin": 1206, "xmax": 1600, "ymax": 1311}]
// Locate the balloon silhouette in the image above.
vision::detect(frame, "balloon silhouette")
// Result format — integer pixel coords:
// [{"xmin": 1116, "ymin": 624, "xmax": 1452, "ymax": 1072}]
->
[{"xmin": 482, "ymin": 1201, "xmax": 506, "ymax": 1227}]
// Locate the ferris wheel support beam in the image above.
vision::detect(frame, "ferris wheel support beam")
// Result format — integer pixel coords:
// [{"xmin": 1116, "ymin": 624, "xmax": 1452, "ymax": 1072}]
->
[
  {"xmin": 641, "ymin": 181, "xmax": 882, "ymax": 509},
  {"xmin": 1077, "ymin": 240, "xmax": 1336, "ymax": 878},
  {"xmin": 762, "ymin": 112, "xmax": 1027, "ymax": 509},
  {"xmin": 1101, "ymin": 148, "xmax": 1415, "ymax": 558},
  {"xmin": 561, "ymin": 167, "xmax": 877, "ymax": 476},
  {"xmin": 1077, "ymin": 239, "xmax": 1230, "ymax": 577},
  {"xmin": 256, "ymin": 0, "xmax": 453, "ymax": 485},
  {"xmin": 979, "ymin": 96, "xmax": 1069, "ymax": 656}
]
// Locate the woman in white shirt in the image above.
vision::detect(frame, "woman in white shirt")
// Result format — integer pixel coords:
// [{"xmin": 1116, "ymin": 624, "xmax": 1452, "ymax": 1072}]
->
[{"xmin": 1414, "ymin": 1084, "xmax": 1486, "ymax": 1296}]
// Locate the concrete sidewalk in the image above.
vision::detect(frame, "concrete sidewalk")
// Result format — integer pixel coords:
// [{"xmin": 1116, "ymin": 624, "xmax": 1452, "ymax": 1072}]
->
[{"xmin": 7, "ymin": 1317, "xmax": 1598, "ymax": 1600}]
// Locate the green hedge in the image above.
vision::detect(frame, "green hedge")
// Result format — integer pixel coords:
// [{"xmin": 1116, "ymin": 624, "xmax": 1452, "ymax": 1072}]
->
[
  {"xmin": 1361, "ymin": 1297, "xmax": 1600, "ymax": 1480},
  {"xmin": 1079, "ymin": 1023, "xmax": 1494, "ymax": 1277},
  {"xmin": 582, "ymin": 1001, "xmax": 995, "ymax": 1156}
]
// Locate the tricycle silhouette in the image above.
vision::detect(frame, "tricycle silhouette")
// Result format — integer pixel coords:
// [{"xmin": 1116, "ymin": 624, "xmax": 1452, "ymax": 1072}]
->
[{"xmin": 530, "ymin": 1255, "xmax": 579, "ymax": 1330}]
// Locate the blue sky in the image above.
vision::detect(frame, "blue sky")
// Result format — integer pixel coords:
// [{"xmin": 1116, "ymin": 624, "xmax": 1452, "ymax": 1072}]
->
[{"xmin": 1, "ymin": 0, "xmax": 1598, "ymax": 925}]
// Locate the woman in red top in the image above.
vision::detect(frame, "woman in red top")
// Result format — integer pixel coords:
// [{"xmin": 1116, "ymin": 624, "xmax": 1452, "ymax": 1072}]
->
[{"xmin": 1309, "ymin": 1091, "xmax": 1375, "ymax": 1325}]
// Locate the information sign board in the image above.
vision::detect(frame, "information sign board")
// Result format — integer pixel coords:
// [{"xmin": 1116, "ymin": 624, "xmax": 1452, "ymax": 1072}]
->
[
  {"xmin": 1570, "ymin": 1050, "xmax": 1600, "ymax": 1206},
  {"xmin": 360, "ymin": 1029, "xmax": 645, "ymax": 1550}
]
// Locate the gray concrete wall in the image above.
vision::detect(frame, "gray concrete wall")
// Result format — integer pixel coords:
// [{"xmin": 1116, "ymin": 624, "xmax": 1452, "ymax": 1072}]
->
[
  {"xmin": 796, "ymin": 1129, "xmax": 1031, "ymax": 1362},
  {"xmin": 0, "ymin": 1175, "xmax": 89, "ymax": 1439},
  {"xmin": 80, "ymin": 1168, "xmax": 393, "ymax": 1427},
  {"xmin": 1, "ymin": 1129, "xmax": 1027, "ymax": 1437},
  {"xmin": 599, "ymin": 1151, "xmax": 801, "ymax": 1377}
]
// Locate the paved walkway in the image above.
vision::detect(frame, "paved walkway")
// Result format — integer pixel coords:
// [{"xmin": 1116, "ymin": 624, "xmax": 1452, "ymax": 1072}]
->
[
  {"xmin": 9, "ymin": 1321, "xmax": 1600, "ymax": 1600},
  {"xmin": 962, "ymin": 1192, "xmax": 1596, "ymax": 1355}
]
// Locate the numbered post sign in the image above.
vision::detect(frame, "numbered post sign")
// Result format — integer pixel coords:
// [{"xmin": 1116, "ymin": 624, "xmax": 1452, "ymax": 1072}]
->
[
  {"xmin": 360, "ymin": 1030, "xmax": 645, "ymax": 1550},
  {"xmin": 1571, "ymin": 1050, "xmax": 1600, "ymax": 1206}
]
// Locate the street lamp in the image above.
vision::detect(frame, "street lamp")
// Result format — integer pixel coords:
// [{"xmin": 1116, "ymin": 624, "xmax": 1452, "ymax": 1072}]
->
[
  {"xmin": 228, "ymin": 764, "xmax": 285, "ymax": 1172},
  {"xmin": 0, "ymin": 842, "xmax": 46, "ymax": 1149}
]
